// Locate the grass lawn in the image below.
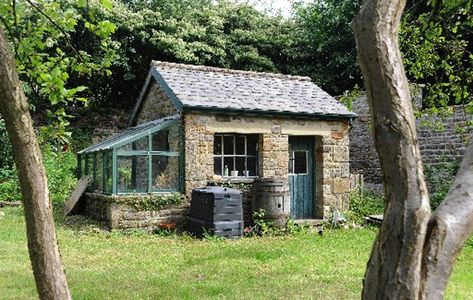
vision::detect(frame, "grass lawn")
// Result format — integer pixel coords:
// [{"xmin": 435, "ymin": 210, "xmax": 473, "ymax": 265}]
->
[{"xmin": 1, "ymin": 207, "xmax": 472, "ymax": 299}]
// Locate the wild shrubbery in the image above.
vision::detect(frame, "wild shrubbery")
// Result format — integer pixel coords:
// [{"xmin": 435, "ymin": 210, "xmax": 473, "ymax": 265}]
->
[
  {"xmin": 0, "ymin": 145, "xmax": 77, "ymax": 208},
  {"xmin": 424, "ymin": 159, "xmax": 460, "ymax": 210},
  {"xmin": 346, "ymin": 190, "xmax": 385, "ymax": 225}
]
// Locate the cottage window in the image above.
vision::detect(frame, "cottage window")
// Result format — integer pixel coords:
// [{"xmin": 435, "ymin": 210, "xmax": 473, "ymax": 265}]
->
[
  {"xmin": 289, "ymin": 150, "xmax": 308, "ymax": 174},
  {"xmin": 213, "ymin": 134, "xmax": 258, "ymax": 177}
]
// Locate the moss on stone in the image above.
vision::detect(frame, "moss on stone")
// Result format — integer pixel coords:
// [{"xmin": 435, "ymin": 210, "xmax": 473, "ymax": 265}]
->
[{"xmin": 88, "ymin": 192, "xmax": 184, "ymax": 211}]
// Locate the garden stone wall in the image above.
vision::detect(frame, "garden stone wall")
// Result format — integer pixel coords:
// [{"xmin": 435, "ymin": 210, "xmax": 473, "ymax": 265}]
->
[
  {"xmin": 84, "ymin": 193, "xmax": 189, "ymax": 230},
  {"xmin": 350, "ymin": 93, "xmax": 472, "ymax": 190}
]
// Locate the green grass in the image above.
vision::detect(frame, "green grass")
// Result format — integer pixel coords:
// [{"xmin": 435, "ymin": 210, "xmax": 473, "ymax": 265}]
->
[{"xmin": 1, "ymin": 207, "xmax": 472, "ymax": 299}]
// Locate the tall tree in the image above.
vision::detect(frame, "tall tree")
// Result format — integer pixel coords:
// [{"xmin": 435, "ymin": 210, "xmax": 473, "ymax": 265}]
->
[
  {"xmin": 0, "ymin": 27, "xmax": 71, "ymax": 299},
  {"xmin": 352, "ymin": 0, "xmax": 473, "ymax": 299},
  {"xmin": 292, "ymin": 0, "xmax": 363, "ymax": 95}
]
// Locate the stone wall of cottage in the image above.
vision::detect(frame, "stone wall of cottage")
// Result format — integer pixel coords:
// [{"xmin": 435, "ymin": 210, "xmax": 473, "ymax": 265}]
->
[
  {"xmin": 136, "ymin": 82, "xmax": 179, "ymax": 124},
  {"xmin": 182, "ymin": 114, "xmax": 215, "ymax": 195},
  {"xmin": 350, "ymin": 94, "xmax": 472, "ymax": 191},
  {"xmin": 261, "ymin": 130, "xmax": 289, "ymax": 178},
  {"xmin": 132, "ymin": 86, "xmax": 352, "ymax": 220},
  {"xmin": 183, "ymin": 112, "xmax": 351, "ymax": 219}
]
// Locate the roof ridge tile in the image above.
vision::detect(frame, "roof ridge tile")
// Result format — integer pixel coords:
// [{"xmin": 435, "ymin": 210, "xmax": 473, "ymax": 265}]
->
[{"xmin": 151, "ymin": 60, "xmax": 312, "ymax": 82}]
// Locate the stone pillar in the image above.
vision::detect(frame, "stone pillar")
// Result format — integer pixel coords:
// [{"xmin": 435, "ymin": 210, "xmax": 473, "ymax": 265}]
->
[
  {"xmin": 320, "ymin": 126, "xmax": 351, "ymax": 219},
  {"xmin": 260, "ymin": 132, "xmax": 289, "ymax": 178},
  {"xmin": 183, "ymin": 114, "xmax": 214, "ymax": 197}
]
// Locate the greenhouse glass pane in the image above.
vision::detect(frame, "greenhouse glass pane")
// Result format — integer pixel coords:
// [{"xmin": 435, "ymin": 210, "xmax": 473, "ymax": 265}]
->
[
  {"xmin": 119, "ymin": 136, "xmax": 149, "ymax": 151},
  {"xmin": 80, "ymin": 156, "xmax": 86, "ymax": 177},
  {"xmin": 103, "ymin": 152, "xmax": 113, "ymax": 193},
  {"xmin": 94, "ymin": 153, "xmax": 103, "ymax": 192},
  {"xmin": 151, "ymin": 156, "xmax": 179, "ymax": 190},
  {"xmin": 117, "ymin": 156, "xmax": 148, "ymax": 193},
  {"xmin": 85, "ymin": 155, "xmax": 93, "ymax": 176},
  {"xmin": 168, "ymin": 124, "xmax": 180, "ymax": 152},
  {"xmin": 152, "ymin": 130, "xmax": 169, "ymax": 151}
]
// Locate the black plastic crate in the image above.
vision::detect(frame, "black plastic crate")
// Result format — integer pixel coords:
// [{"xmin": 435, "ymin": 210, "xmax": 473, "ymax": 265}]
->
[
  {"xmin": 187, "ymin": 217, "xmax": 243, "ymax": 238},
  {"xmin": 187, "ymin": 186, "xmax": 243, "ymax": 238},
  {"xmin": 188, "ymin": 187, "xmax": 242, "ymax": 221}
]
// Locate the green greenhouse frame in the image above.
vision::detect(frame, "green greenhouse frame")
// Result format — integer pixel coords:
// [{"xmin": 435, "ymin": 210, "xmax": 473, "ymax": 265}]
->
[{"xmin": 77, "ymin": 115, "xmax": 183, "ymax": 195}]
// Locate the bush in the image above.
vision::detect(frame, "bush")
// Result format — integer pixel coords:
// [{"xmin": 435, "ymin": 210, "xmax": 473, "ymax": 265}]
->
[
  {"xmin": 0, "ymin": 145, "xmax": 77, "ymax": 208},
  {"xmin": 0, "ymin": 169, "xmax": 21, "ymax": 202},
  {"xmin": 0, "ymin": 118, "xmax": 14, "ymax": 170},
  {"xmin": 424, "ymin": 159, "xmax": 460, "ymax": 210},
  {"xmin": 42, "ymin": 146, "xmax": 77, "ymax": 207},
  {"xmin": 346, "ymin": 190, "xmax": 385, "ymax": 225}
]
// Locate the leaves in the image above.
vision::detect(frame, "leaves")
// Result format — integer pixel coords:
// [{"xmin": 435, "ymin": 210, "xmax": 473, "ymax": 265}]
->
[
  {"xmin": 400, "ymin": 1, "xmax": 473, "ymax": 109},
  {"xmin": 0, "ymin": 0, "xmax": 117, "ymax": 145},
  {"xmin": 292, "ymin": 0, "xmax": 363, "ymax": 95}
]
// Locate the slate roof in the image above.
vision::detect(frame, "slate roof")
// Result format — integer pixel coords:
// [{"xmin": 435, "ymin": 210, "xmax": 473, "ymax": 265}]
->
[{"xmin": 130, "ymin": 61, "xmax": 356, "ymax": 125}]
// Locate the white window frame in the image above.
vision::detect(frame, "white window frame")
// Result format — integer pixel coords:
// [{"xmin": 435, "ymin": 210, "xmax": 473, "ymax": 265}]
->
[
  {"xmin": 213, "ymin": 134, "xmax": 258, "ymax": 177},
  {"xmin": 289, "ymin": 150, "xmax": 309, "ymax": 175}
]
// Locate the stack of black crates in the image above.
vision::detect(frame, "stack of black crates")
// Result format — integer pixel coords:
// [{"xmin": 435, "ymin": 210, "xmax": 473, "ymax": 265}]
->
[{"xmin": 187, "ymin": 186, "xmax": 243, "ymax": 239}]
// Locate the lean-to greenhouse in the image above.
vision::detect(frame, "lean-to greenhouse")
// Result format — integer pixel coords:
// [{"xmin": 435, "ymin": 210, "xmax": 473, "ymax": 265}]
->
[{"xmin": 78, "ymin": 115, "xmax": 183, "ymax": 195}]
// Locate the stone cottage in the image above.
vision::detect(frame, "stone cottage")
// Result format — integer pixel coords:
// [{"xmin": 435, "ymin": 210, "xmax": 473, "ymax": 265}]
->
[{"xmin": 79, "ymin": 61, "xmax": 356, "ymax": 229}]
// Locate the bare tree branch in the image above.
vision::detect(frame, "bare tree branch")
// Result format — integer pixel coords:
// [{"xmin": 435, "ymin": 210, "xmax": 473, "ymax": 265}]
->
[{"xmin": 420, "ymin": 137, "xmax": 473, "ymax": 299}]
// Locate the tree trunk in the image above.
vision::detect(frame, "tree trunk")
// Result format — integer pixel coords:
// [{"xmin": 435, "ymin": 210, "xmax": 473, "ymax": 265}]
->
[
  {"xmin": 420, "ymin": 138, "xmax": 473, "ymax": 299},
  {"xmin": 352, "ymin": 0, "xmax": 431, "ymax": 298},
  {"xmin": 353, "ymin": 0, "xmax": 473, "ymax": 299},
  {"xmin": 0, "ymin": 27, "xmax": 71, "ymax": 299}
]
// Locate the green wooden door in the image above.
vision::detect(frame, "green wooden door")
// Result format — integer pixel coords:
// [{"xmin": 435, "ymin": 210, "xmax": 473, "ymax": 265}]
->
[{"xmin": 289, "ymin": 136, "xmax": 315, "ymax": 219}]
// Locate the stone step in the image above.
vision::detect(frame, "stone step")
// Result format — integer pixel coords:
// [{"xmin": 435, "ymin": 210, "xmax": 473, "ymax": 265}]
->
[{"xmin": 293, "ymin": 219, "xmax": 324, "ymax": 226}]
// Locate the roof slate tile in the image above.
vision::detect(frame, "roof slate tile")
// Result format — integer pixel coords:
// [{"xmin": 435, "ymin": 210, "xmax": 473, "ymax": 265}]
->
[{"xmin": 150, "ymin": 61, "xmax": 356, "ymax": 118}]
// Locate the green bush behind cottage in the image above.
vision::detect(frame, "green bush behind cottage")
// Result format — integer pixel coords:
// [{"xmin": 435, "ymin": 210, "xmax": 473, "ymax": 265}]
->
[
  {"xmin": 0, "ymin": 119, "xmax": 14, "ymax": 170},
  {"xmin": 0, "ymin": 145, "xmax": 77, "ymax": 207}
]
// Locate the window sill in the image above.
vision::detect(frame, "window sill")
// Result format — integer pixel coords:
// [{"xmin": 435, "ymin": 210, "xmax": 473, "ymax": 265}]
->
[{"xmin": 218, "ymin": 176, "xmax": 258, "ymax": 184}]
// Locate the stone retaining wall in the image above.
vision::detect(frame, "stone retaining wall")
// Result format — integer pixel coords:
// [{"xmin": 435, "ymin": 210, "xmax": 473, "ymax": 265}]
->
[
  {"xmin": 84, "ymin": 193, "xmax": 189, "ymax": 230},
  {"xmin": 84, "ymin": 191, "xmax": 255, "ymax": 229},
  {"xmin": 350, "ymin": 94, "xmax": 472, "ymax": 186}
]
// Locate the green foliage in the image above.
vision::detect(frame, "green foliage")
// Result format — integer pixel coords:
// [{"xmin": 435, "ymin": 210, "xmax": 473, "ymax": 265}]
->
[
  {"xmin": 42, "ymin": 146, "xmax": 78, "ymax": 207},
  {"xmin": 202, "ymin": 229, "xmax": 225, "ymax": 241},
  {"xmin": 424, "ymin": 159, "xmax": 461, "ymax": 210},
  {"xmin": 346, "ymin": 190, "xmax": 385, "ymax": 225},
  {"xmin": 286, "ymin": 219, "xmax": 311, "ymax": 235},
  {"xmin": 291, "ymin": 0, "xmax": 472, "ymax": 110},
  {"xmin": 69, "ymin": 127, "xmax": 93, "ymax": 152},
  {"xmin": 109, "ymin": 193, "xmax": 183, "ymax": 211},
  {"xmin": 0, "ymin": 169, "xmax": 21, "ymax": 202},
  {"xmin": 0, "ymin": 147, "xmax": 77, "ymax": 207},
  {"xmin": 248, "ymin": 208, "xmax": 310, "ymax": 236},
  {"xmin": 251, "ymin": 208, "xmax": 275, "ymax": 236},
  {"xmin": 0, "ymin": 0, "xmax": 117, "ymax": 144},
  {"xmin": 401, "ymin": 0, "xmax": 473, "ymax": 110},
  {"xmin": 0, "ymin": 118, "xmax": 13, "ymax": 170},
  {"xmin": 339, "ymin": 84, "xmax": 362, "ymax": 111},
  {"xmin": 292, "ymin": 0, "xmax": 363, "ymax": 95},
  {"xmin": 85, "ymin": 0, "xmax": 296, "ymax": 110}
]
